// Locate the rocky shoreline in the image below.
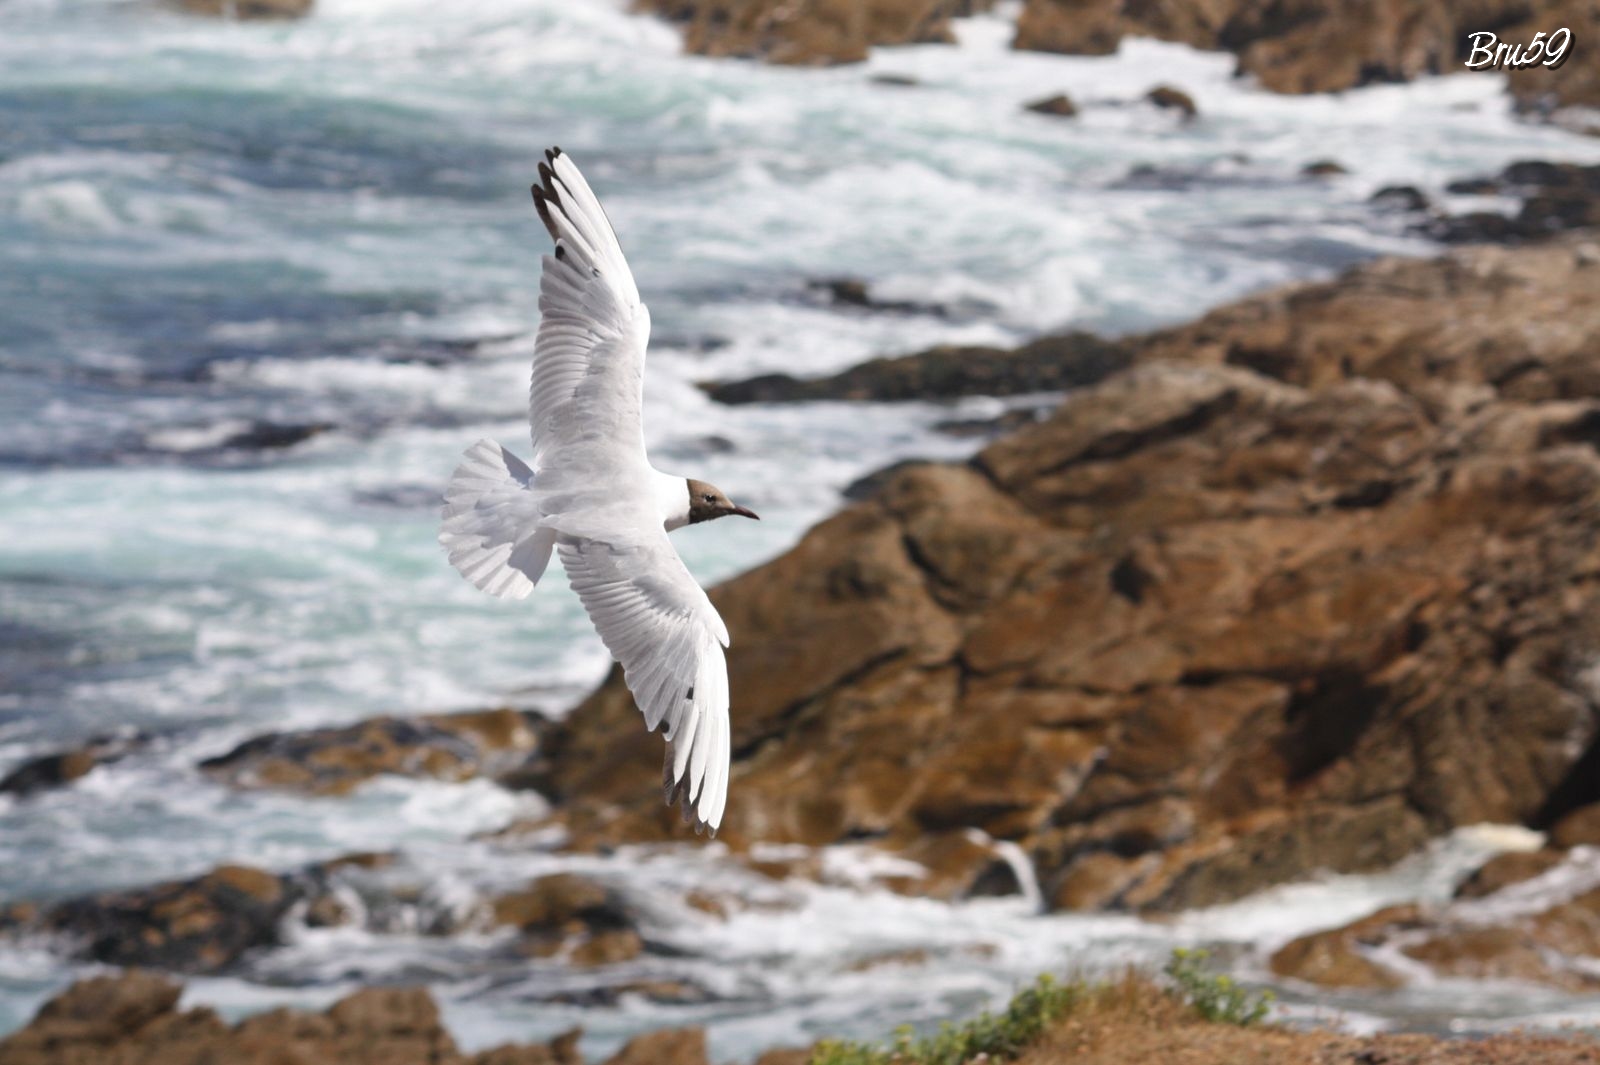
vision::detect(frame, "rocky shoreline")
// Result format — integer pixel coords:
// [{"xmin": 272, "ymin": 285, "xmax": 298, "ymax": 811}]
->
[
  {"xmin": 633, "ymin": 0, "xmax": 1599, "ymax": 124},
  {"xmin": 5, "ymin": 964, "xmax": 1599, "ymax": 1065},
  {"xmin": 6, "ymin": 231, "xmax": 1600, "ymax": 1022}
]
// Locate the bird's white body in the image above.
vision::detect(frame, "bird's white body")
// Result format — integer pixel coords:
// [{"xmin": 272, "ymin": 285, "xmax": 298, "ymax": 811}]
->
[{"xmin": 439, "ymin": 149, "xmax": 733, "ymax": 833}]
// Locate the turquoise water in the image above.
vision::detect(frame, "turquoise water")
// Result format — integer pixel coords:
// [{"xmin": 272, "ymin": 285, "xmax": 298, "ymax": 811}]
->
[{"xmin": 3, "ymin": 0, "xmax": 1600, "ymax": 1056}]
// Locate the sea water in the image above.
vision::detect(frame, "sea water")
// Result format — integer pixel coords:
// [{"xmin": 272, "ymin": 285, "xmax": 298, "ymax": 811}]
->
[{"xmin": 2, "ymin": 0, "xmax": 1599, "ymax": 1056}]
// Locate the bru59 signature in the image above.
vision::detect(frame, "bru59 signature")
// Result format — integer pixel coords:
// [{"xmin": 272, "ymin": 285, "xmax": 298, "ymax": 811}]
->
[{"xmin": 1464, "ymin": 27, "xmax": 1573, "ymax": 71}]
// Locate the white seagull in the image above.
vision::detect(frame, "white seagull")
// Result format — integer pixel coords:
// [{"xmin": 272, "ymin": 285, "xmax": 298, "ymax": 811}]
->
[{"xmin": 439, "ymin": 147, "xmax": 756, "ymax": 835}]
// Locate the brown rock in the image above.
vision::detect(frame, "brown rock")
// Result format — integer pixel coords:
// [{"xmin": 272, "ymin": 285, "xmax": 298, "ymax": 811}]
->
[
  {"xmin": 1270, "ymin": 905, "xmax": 1420, "ymax": 989},
  {"xmin": 1455, "ymin": 849, "xmax": 1566, "ymax": 899},
  {"xmin": 0, "ymin": 733, "xmax": 146, "ymax": 798},
  {"xmin": 0, "ymin": 970, "xmax": 581, "ymax": 1065},
  {"xmin": 17, "ymin": 864, "xmax": 298, "ymax": 974},
  {"xmin": 200, "ymin": 707, "xmax": 545, "ymax": 796},
  {"xmin": 1025, "ymin": 92, "xmax": 1078, "ymax": 117},
  {"xmin": 1551, "ymin": 802, "xmax": 1600, "ymax": 848},
  {"xmin": 533, "ymin": 238, "xmax": 1600, "ymax": 920},
  {"xmin": 1302, "ymin": 160, "xmax": 1348, "ymax": 177},
  {"xmin": 178, "ymin": 0, "xmax": 313, "ymax": 18},
  {"xmin": 704, "ymin": 331, "xmax": 1129, "ymax": 405},
  {"xmin": 1145, "ymin": 84, "xmax": 1197, "ymax": 119},
  {"xmin": 491, "ymin": 873, "xmax": 641, "ymax": 965},
  {"xmin": 600, "ymin": 1027, "xmax": 708, "ymax": 1065},
  {"xmin": 637, "ymin": 0, "xmax": 984, "ymax": 65}
]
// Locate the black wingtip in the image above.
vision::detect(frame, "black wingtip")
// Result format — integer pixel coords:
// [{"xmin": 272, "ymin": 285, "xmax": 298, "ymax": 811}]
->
[
  {"xmin": 537, "ymin": 161, "xmax": 559, "ymax": 201},
  {"xmin": 531, "ymin": 185, "xmax": 558, "ymax": 242},
  {"xmin": 549, "ymin": 145, "xmax": 563, "ymax": 160}
]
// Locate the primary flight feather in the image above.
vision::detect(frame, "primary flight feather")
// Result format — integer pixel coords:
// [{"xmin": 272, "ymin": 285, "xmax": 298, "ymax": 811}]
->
[{"xmin": 439, "ymin": 148, "xmax": 756, "ymax": 835}]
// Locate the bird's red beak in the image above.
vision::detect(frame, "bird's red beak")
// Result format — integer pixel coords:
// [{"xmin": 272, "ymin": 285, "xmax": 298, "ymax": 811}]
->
[{"xmin": 731, "ymin": 505, "xmax": 760, "ymax": 520}]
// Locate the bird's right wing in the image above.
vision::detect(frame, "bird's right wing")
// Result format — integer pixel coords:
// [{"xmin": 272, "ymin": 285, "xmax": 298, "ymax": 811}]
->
[
  {"xmin": 528, "ymin": 148, "xmax": 650, "ymax": 467},
  {"xmin": 557, "ymin": 530, "xmax": 732, "ymax": 834}
]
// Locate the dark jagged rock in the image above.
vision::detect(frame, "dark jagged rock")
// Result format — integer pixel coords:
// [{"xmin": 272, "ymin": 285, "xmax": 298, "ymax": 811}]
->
[
  {"xmin": 1301, "ymin": 159, "xmax": 1348, "ymax": 177},
  {"xmin": 0, "ymin": 850, "xmax": 492, "ymax": 974},
  {"xmin": 20, "ymin": 865, "xmax": 299, "ymax": 973},
  {"xmin": 177, "ymin": 0, "xmax": 313, "ymax": 18},
  {"xmin": 490, "ymin": 873, "xmax": 644, "ymax": 966},
  {"xmin": 200, "ymin": 707, "xmax": 545, "ymax": 795},
  {"xmin": 702, "ymin": 331, "xmax": 1131, "ymax": 404},
  {"xmin": 803, "ymin": 277, "xmax": 959, "ymax": 317},
  {"xmin": 1025, "ymin": 92, "xmax": 1079, "ymax": 117},
  {"xmin": 1145, "ymin": 84, "xmax": 1198, "ymax": 119},
  {"xmin": 1370, "ymin": 184, "xmax": 1430, "ymax": 212},
  {"xmin": 1429, "ymin": 160, "xmax": 1600, "ymax": 244},
  {"xmin": 533, "ymin": 239, "xmax": 1600, "ymax": 922},
  {"xmin": 0, "ymin": 733, "xmax": 147, "ymax": 798}
]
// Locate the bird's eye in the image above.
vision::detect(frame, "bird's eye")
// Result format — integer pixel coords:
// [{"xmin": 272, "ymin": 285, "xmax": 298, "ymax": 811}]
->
[{"xmin": 702, "ymin": 493, "xmax": 714, "ymax": 503}]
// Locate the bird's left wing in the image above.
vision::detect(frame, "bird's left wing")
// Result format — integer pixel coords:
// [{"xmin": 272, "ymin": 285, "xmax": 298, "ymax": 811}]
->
[
  {"xmin": 557, "ymin": 528, "xmax": 732, "ymax": 835},
  {"xmin": 528, "ymin": 148, "xmax": 650, "ymax": 470}
]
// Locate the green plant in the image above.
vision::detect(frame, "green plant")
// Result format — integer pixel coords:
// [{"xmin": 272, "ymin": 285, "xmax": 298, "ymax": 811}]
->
[
  {"xmin": 1162, "ymin": 948, "xmax": 1275, "ymax": 1026},
  {"xmin": 809, "ymin": 973, "xmax": 1083, "ymax": 1065}
]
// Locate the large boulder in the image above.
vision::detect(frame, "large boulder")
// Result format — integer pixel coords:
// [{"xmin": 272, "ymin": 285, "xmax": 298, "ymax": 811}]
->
[{"xmin": 531, "ymin": 239, "xmax": 1600, "ymax": 914}]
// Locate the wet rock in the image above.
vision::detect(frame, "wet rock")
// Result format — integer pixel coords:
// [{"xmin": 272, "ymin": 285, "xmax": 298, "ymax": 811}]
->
[
  {"xmin": 1145, "ymin": 84, "xmax": 1198, "ymax": 119},
  {"xmin": 0, "ymin": 732, "xmax": 147, "ymax": 798},
  {"xmin": 703, "ymin": 331, "xmax": 1130, "ymax": 404},
  {"xmin": 0, "ymin": 969, "xmax": 583, "ymax": 1065},
  {"xmin": 1455, "ymin": 849, "xmax": 1568, "ymax": 899},
  {"xmin": 600, "ymin": 1027, "xmax": 708, "ymax": 1065},
  {"xmin": 1431, "ymin": 161, "xmax": 1600, "ymax": 245},
  {"xmin": 870, "ymin": 72, "xmax": 921, "ymax": 86},
  {"xmin": 490, "ymin": 873, "xmax": 642, "ymax": 966},
  {"xmin": 1270, "ymin": 905, "xmax": 1420, "ymax": 988},
  {"xmin": 200, "ymin": 707, "xmax": 545, "ymax": 795},
  {"xmin": 1276, "ymin": 851, "xmax": 1600, "ymax": 992},
  {"xmin": 803, "ymin": 277, "xmax": 956, "ymax": 317},
  {"xmin": 537, "ymin": 238, "xmax": 1600, "ymax": 918},
  {"xmin": 1370, "ymin": 184, "xmax": 1430, "ymax": 212},
  {"xmin": 878, "ymin": 830, "xmax": 1025, "ymax": 900},
  {"xmin": 1301, "ymin": 160, "xmax": 1348, "ymax": 177},
  {"xmin": 637, "ymin": 0, "xmax": 986, "ymax": 65},
  {"xmin": 19, "ymin": 864, "xmax": 298, "ymax": 974},
  {"xmin": 1024, "ymin": 92, "xmax": 1078, "ymax": 118},
  {"xmin": 177, "ymin": 0, "xmax": 313, "ymax": 19},
  {"xmin": 0, "ymin": 851, "xmax": 480, "ymax": 973}
]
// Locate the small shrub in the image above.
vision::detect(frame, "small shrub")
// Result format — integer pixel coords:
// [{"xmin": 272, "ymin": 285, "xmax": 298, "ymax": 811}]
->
[
  {"xmin": 809, "ymin": 973, "xmax": 1083, "ymax": 1065},
  {"xmin": 1163, "ymin": 947, "xmax": 1274, "ymax": 1026}
]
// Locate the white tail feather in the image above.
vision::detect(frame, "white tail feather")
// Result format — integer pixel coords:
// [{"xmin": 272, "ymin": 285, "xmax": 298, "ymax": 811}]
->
[{"xmin": 439, "ymin": 439, "xmax": 553, "ymax": 600}]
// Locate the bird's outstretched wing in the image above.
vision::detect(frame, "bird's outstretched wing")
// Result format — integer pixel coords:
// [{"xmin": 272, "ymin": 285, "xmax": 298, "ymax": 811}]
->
[
  {"xmin": 529, "ymin": 147, "xmax": 649, "ymax": 470},
  {"xmin": 528, "ymin": 147, "xmax": 732, "ymax": 834},
  {"xmin": 558, "ymin": 532, "xmax": 731, "ymax": 834}
]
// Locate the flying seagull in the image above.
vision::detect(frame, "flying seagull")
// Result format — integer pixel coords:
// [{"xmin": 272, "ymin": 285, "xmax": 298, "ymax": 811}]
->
[{"xmin": 439, "ymin": 147, "xmax": 757, "ymax": 835}]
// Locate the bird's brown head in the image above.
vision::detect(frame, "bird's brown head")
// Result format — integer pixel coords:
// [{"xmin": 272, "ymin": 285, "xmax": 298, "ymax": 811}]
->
[{"xmin": 686, "ymin": 479, "xmax": 759, "ymax": 525}]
